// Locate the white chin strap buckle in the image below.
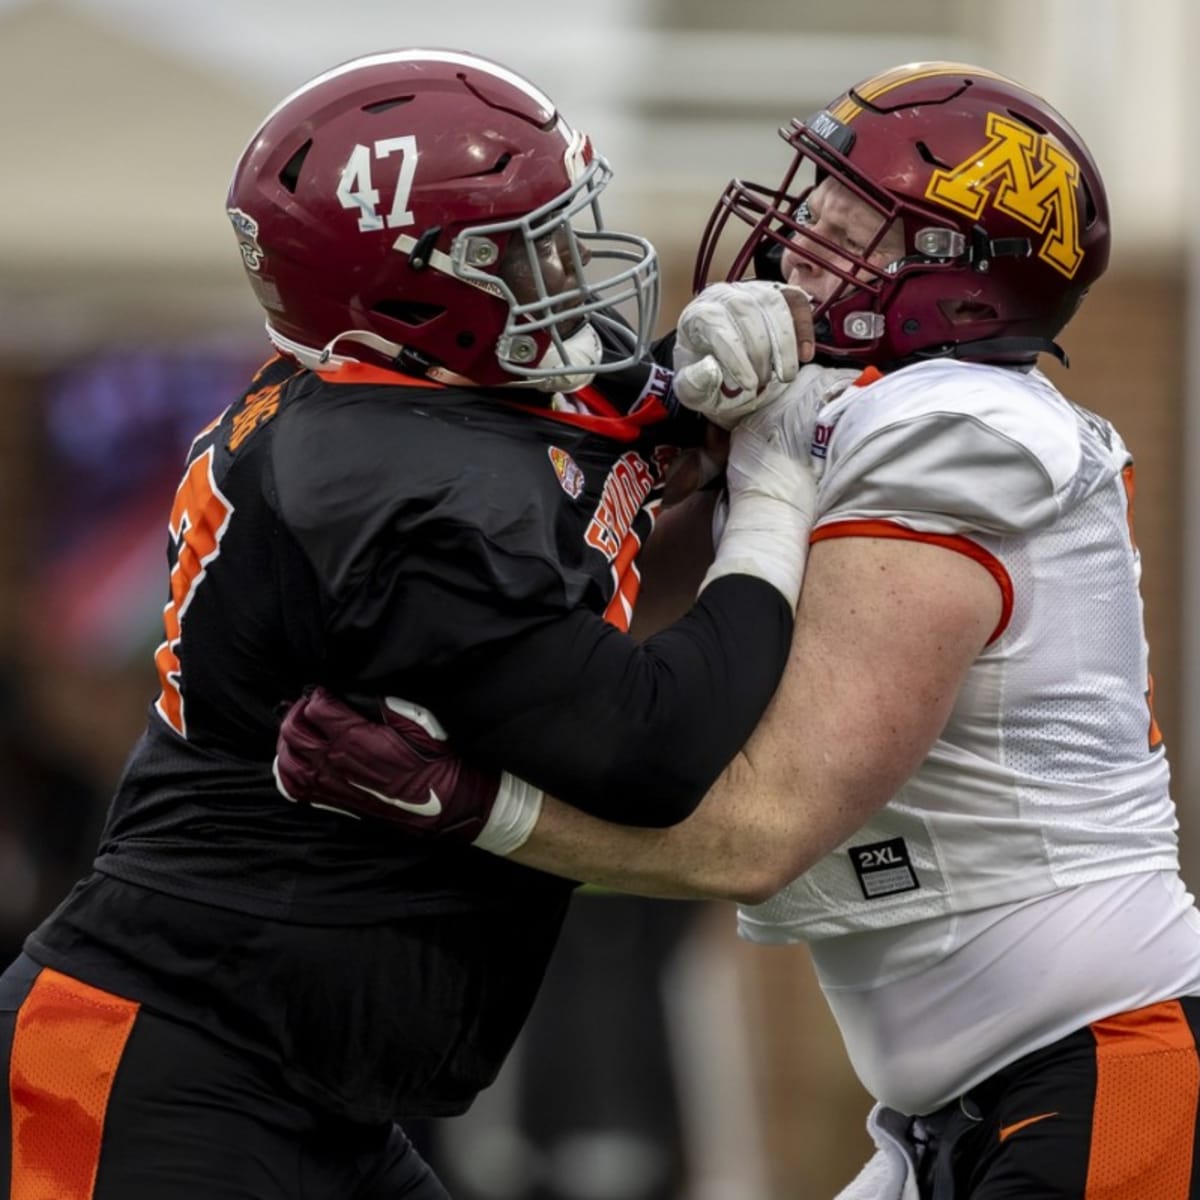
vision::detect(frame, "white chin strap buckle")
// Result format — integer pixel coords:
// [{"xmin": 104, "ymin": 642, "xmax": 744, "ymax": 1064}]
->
[{"xmin": 521, "ymin": 322, "xmax": 603, "ymax": 393}]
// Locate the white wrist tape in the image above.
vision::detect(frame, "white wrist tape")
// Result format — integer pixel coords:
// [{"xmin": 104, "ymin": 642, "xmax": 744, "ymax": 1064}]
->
[
  {"xmin": 700, "ymin": 483, "xmax": 814, "ymax": 611},
  {"xmin": 472, "ymin": 773, "xmax": 544, "ymax": 856},
  {"xmin": 698, "ymin": 364, "xmax": 861, "ymax": 609}
]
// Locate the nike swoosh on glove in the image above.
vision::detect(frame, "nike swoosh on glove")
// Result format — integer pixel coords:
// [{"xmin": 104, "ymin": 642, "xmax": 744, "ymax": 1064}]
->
[
  {"xmin": 274, "ymin": 688, "xmax": 542, "ymax": 855},
  {"xmin": 275, "ymin": 686, "xmax": 497, "ymax": 840}
]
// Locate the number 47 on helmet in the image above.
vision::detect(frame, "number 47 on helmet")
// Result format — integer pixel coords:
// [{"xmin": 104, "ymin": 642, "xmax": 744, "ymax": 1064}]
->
[{"xmin": 226, "ymin": 48, "xmax": 661, "ymax": 394}]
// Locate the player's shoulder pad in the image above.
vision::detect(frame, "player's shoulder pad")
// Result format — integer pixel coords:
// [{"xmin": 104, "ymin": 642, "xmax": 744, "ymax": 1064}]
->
[
  {"xmin": 267, "ymin": 378, "xmax": 552, "ymax": 593},
  {"xmin": 816, "ymin": 359, "xmax": 1083, "ymax": 537},
  {"xmin": 269, "ymin": 380, "xmax": 465, "ymax": 530}
]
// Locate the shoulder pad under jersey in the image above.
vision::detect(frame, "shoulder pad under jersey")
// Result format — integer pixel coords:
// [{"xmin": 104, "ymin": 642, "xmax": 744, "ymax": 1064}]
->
[{"xmin": 815, "ymin": 359, "xmax": 1083, "ymax": 538}]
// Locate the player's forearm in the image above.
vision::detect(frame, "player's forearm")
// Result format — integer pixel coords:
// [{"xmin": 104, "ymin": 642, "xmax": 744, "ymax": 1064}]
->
[{"xmin": 507, "ymin": 749, "xmax": 815, "ymax": 903}]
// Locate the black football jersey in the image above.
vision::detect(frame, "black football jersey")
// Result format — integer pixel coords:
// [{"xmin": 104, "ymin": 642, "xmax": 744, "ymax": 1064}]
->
[{"xmin": 27, "ymin": 354, "xmax": 791, "ymax": 1121}]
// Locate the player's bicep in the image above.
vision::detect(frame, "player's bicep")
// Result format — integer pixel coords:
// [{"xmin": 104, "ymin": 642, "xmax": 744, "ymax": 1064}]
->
[{"xmin": 754, "ymin": 534, "xmax": 1001, "ymax": 850}]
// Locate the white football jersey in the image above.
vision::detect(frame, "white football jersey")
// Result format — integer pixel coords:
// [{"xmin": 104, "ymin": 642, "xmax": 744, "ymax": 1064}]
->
[{"xmin": 739, "ymin": 358, "xmax": 1177, "ymax": 945}]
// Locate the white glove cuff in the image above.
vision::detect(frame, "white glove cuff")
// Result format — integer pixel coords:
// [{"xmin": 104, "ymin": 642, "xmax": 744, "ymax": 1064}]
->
[
  {"xmin": 472, "ymin": 773, "xmax": 544, "ymax": 856},
  {"xmin": 699, "ymin": 488, "xmax": 814, "ymax": 611}
]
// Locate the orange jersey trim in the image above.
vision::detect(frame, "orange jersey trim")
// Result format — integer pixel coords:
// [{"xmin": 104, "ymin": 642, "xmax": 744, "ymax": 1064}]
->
[
  {"xmin": 315, "ymin": 366, "xmax": 661, "ymax": 442},
  {"xmin": 810, "ymin": 519, "xmax": 1014, "ymax": 644},
  {"xmin": 507, "ymin": 383, "xmax": 672, "ymax": 443},
  {"xmin": 1086, "ymin": 1000, "xmax": 1199, "ymax": 1199},
  {"xmin": 601, "ymin": 513, "xmax": 656, "ymax": 632},
  {"xmin": 10, "ymin": 969, "xmax": 140, "ymax": 1200},
  {"xmin": 315, "ymin": 361, "xmax": 446, "ymax": 388}
]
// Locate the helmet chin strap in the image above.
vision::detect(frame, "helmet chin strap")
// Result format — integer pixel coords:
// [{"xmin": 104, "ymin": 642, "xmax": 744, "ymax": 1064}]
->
[
  {"xmin": 269, "ymin": 321, "xmax": 605, "ymax": 394},
  {"xmin": 319, "ymin": 328, "xmax": 408, "ymax": 365},
  {"xmin": 266, "ymin": 324, "xmax": 405, "ymax": 372},
  {"xmin": 911, "ymin": 335, "xmax": 1069, "ymax": 369}
]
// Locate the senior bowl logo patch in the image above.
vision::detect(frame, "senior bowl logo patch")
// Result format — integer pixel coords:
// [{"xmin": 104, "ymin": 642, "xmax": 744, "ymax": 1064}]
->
[
  {"xmin": 548, "ymin": 446, "xmax": 585, "ymax": 499},
  {"xmin": 227, "ymin": 206, "xmax": 265, "ymax": 271}
]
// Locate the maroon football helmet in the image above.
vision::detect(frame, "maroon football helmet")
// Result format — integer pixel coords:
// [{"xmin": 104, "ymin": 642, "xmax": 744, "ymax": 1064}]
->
[
  {"xmin": 227, "ymin": 49, "xmax": 659, "ymax": 390},
  {"xmin": 694, "ymin": 62, "xmax": 1110, "ymax": 367}
]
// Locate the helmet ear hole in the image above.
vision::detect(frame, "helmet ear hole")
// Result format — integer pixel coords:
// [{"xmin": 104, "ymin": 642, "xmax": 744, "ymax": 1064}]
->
[
  {"xmin": 939, "ymin": 298, "xmax": 999, "ymax": 325},
  {"xmin": 363, "ymin": 95, "xmax": 415, "ymax": 115},
  {"xmin": 914, "ymin": 140, "xmax": 950, "ymax": 169}
]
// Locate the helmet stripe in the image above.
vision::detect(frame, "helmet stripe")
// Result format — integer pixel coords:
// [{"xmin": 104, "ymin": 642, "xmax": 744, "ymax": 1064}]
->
[
  {"xmin": 254, "ymin": 49, "xmax": 557, "ymax": 137},
  {"xmin": 831, "ymin": 61, "xmax": 1031, "ymax": 124}
]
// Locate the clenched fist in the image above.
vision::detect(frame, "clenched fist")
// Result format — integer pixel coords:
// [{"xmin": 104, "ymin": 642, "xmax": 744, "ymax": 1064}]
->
[{"xmin": 673, "ymin": 281, "xmax": 816, "ymax": 428}]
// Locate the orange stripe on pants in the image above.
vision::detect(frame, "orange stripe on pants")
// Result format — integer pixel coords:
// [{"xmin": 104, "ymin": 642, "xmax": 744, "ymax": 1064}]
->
[
  {"xmin": 9, "ymin": 968, "xmax": 139, "ymax": 1200},
  {"xmin": 1087, "ymin": 999, "xmax": 1198, "ymax": 1198}
]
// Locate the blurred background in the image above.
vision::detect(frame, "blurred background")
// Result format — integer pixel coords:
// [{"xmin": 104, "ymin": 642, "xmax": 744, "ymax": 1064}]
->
[{"xmin": 1, "ymin": 0, "xmax": 1198, "ymax": 1196}]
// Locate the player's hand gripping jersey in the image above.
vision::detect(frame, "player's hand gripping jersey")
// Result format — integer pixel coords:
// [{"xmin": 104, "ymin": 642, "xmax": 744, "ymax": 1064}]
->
[{"xmin": 26, "ymin": 353, "xmax": 793, "ymax": 1123}]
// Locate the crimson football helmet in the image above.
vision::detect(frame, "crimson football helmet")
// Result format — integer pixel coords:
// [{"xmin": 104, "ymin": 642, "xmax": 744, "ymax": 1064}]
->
[
  {"xmin": 694, "ymin": 62, "xmax": 1110, "ymax": 367},
  {"xmin": 227, "ymin": 49, "xmax": 659, "ymax": 390}
]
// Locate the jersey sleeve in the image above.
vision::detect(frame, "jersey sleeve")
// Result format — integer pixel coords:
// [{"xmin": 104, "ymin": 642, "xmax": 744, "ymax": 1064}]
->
[
  {"xmin": 421, "ymin": 575, "xmax": 792, "ymax": 827},
  {"xmin": 816, "ymin": 362, "xmax": 1083, "ymax": 538}
]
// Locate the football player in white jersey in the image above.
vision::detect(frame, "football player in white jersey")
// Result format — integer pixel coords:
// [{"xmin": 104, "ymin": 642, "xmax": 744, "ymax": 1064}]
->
[{"xmin": 276, "ymin": 62, "xmax": 1200, "ymax": 1199}]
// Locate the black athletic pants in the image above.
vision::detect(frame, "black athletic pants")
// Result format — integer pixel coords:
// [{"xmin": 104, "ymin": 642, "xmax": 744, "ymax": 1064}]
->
[
  {"xmin": 913, "ymin": 995, "xmax": 1200, "ymax": 1198},
  {"xmin": 0, "ymin": 953, "xmax": 450, "ymax": 1200}
]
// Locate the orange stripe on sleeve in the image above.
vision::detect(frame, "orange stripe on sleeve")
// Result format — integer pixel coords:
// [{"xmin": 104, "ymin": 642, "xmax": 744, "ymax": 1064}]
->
[
  {"xmin": 810, "ymin": 519, "xmax": 1014, "ymax": 644},
  {"xmin": 602, "ymin": 528, "xmax": 646, "ymax": 631},
  {"xmin": 10, "ymin": 969, "xmax": 140, "ymax": 1200},
  {"xmin": 1086, "ymin": 1000, "xmax": 1199, "ymax": 1199}
]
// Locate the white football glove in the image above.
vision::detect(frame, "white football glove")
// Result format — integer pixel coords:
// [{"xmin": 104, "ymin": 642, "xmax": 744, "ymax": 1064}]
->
[
  {"xmin": 701, "ymin": 363, "xmax": 860, "ymax": 610},
  {"xmin": 673, "ymin": 281, "xmax": 812, "ymax": 429}
]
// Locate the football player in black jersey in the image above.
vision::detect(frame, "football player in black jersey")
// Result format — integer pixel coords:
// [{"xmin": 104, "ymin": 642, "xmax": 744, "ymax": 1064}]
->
[{"xmin": 0, "ymin": 49, "xmax": 817, "ymax": 1200}]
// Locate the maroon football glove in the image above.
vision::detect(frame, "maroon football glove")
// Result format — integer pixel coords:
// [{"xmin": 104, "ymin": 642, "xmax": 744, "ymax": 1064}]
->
[{"xmin": 274, "ymin": 686, "xmax": 500, "ymax": 841}]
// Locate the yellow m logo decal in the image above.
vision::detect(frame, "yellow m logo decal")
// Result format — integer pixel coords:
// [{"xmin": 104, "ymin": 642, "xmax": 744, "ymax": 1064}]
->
[{"xmin": 925, "ymin": 113, "xmax": 1083, "ymax": 278}]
